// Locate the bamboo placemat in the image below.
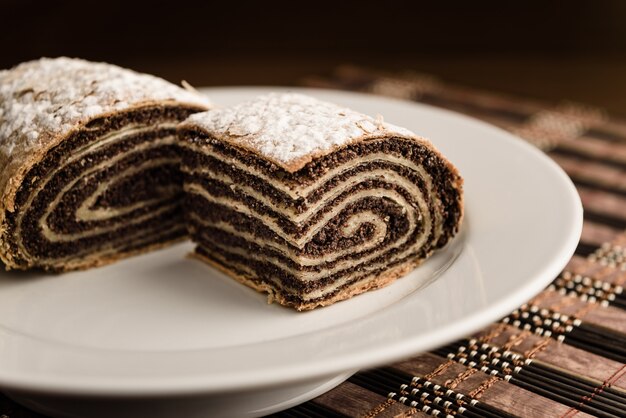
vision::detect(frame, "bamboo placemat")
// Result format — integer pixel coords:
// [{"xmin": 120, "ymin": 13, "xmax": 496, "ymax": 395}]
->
[
  {"xmin": 273, "ymin": 67, "xmax": 626, "ymax": 418},
  {"xmin": 2, "ymin": 67, "xmax": 626, "ymax": 418}
]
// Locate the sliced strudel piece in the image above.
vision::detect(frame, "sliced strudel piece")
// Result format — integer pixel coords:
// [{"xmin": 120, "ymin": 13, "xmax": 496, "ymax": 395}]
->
[
  {"xmin": 0, "ymin": 57, "xmax": 211, "ymax": 271},
  {"xmin": 179, "ymin": 93, "xmax": 463, "ymax": 310}
]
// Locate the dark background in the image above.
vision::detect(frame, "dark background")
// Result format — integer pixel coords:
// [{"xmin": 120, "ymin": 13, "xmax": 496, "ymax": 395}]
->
[{"xmin": 2, "ymin": 0, "xmax": 626, "ymax": 114}]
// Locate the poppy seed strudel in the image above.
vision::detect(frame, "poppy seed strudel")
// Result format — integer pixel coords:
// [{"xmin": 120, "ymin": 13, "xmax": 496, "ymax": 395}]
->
[
  {"xmin": 179, "ymin": 93, "xmax": 464, "ymax": 310},
  {"xmin": 0, "ymin": 57, "xmax": 211, "ymax": 271}
]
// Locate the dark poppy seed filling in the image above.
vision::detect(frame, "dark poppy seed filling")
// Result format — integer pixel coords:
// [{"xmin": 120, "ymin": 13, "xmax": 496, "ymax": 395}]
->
[
  {"xmin": 178, "ymin": 93, "xmax": 464, "ymax": 310},
  {"xmin": 4, "ymin": 105, "xmax": 201, "ymax": 271}
]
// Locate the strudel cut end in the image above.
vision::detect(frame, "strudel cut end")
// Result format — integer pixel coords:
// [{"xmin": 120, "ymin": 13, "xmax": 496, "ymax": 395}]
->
[
  {"xmin": 179, "ymin": 93, "xmax": 464, "ymax": 310},
  {"xmin": 0, "ymin": 57, "xmax": 211, "ymax": 271}
]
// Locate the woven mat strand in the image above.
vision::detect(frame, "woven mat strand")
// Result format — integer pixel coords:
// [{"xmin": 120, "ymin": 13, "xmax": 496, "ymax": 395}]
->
[
  {"xmin": 2, "ymin": 67, "xmax": 626, "ymax": 418},
  {"xmin": 273, "ymin": 66, "xmax": 626, "ymax": 418}
]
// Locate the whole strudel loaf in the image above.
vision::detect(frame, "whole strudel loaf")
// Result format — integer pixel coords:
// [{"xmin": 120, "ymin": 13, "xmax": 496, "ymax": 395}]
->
[
  {"xmin": 179, "ymin": 93, "xmax": 463, "ymax": 310},
  {"xmin": 0, "ymin": 57, "xmax": 210, "ymax": 271}
]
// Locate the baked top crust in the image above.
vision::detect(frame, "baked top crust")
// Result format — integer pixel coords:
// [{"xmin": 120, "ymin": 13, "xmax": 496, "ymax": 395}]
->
[
  {"xmin": 180, "ymin": 92, "xmax": 421, "ymax": 172},
  {"xmin": 0, "ymin": 57, "xmax": 211, "ymax": 212}
]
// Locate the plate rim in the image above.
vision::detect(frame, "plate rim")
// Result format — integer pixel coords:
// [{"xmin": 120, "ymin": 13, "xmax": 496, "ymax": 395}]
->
[{"xmin": 0, "ymin": 86, "xmax": 583, "ymax": 396}]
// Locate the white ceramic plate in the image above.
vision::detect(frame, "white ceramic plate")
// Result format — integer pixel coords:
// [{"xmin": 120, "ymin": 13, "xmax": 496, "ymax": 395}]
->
[{"xmin": 0, "ymin": 87, "xmax": 582, "ymax": 418}]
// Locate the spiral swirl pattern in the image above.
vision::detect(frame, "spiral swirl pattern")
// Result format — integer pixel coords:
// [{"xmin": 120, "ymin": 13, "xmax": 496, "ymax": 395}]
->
[
  {"xmin": 3, "ymin": 106, "xmax": 200, "ymax": 271},
  {"xmin": 180, "ymin": 134, "xmax": 463, "ymax": 310}
]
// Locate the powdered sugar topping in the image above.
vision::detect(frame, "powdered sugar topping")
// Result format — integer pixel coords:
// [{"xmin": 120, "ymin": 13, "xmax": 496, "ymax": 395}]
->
[
  {"xmin": 184, "ymin": 92, "xmax": 415, "ymax": 166},
  {"xmin": 0, "ymin": 57, "xmax": 211, "ymax": 157}
]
